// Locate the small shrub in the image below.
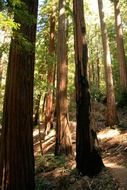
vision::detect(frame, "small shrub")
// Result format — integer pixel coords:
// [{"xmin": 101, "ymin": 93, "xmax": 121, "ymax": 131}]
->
[
  {"xmin": 35, "ymin": 177, "xmax": 53, "ymax": 190},
  {"xmin": 35, "ymin": 154, "xmax": 66, "ymax": 174},
  {"xmin": 117, "ymin": 90, "xmax": 127, "ymax": 108},
  {"xmin": 91, "ymin": 89, "xmax": 105, "ymax": 102}
]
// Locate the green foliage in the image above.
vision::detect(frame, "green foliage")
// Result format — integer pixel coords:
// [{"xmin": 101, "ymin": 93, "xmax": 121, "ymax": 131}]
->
[
  {"xmin": 35, "ymin": 177, "xmax": 53, "ymax": 190},
  {"xmin": 35, "ymin": 153, "xmax": 70, "ymax": 190},
  {"xmin": 13, "ymin": 32, "xmax": 34, "ymax": 52},
  {"xmin": 34, "ymin": 0, "xmax": 57, "ymax": 113},
  {"xmin": 36, "ymin": 153, "xmax": 66, "ymax": 174},
  {"xmin": 0, "ymin": 0, "xmax": 4, "ymax": 10},
  {"xmin": 0, "ymin": 0, "xmax": 8, "ymax": 11},
  {"xmin": 57, "ymin": 176, "xmax": 71, "ymax": 190},
  {"xmin": 117, "ymin": 90, "xmax": 127, "ymax": 108},
  {"xmin": 34, "ymin": 33, "xmax": 49, "ymax": 105},
  {"xmin": 90, "ymin": 88, "xmax": 105, "ymax": 102},
  {"xmin": 66, "ymin": 0, "xmax": 73, "ymax": 17},
  {"xmin": 0, "ymin": 11, "xmax": 20, "ymax": 30},
  {"xmin": 9, "ymin": 0, "xmax": 22, "ymax": 7},
  {"xmin": 14, "ymin": 4, "xmax": 37, "ymax": 26},
  {"xmin": 0, "ymin": 42, "xmax": 9, "ymax": 57}
]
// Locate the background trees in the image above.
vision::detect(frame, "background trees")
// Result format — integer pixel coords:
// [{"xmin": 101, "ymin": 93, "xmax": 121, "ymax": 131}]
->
[
  {"xmin": 113, "ymin": 0, "xmax": 127, "ymax": 91},
  {"xmin": 55, "ymin": 0, "xmax": 72, "ymax": 156},
  {"xmin": 0, "ymin": 0, "xmax": 127, "ymax": 187},
  {"xmin": 44, "ymin": 5, "xmax": 56, "ymax": 135},
  {"xmin": 97, "ymin": 0, "xmax": 118, "ymax": 126}
]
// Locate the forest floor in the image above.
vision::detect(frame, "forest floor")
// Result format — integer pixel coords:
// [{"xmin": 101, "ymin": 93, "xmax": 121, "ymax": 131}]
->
[{"xmin": 34, "ymin": 102, "xmax": 127, "ymax": 190}]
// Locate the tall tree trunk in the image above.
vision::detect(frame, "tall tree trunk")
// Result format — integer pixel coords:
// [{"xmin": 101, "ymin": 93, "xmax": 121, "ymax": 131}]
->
[
  {"xmin": 96, "ymin": 52, "xmax": 100, "ymax": 91},
  {"xmin": 44, "ymin": 7, "xmax": 56, "ymax": 135},
  {"xmin": 98, "ymin": 0, "xmax": 118, "ymax": 126},
  {"xmin": 0, "ymin": 0, "xmax": 38, "ymax": 189},
  {"xmin": 33, "ymin": 94, "xmax": 41, "ymax": 126},
  {"xmin": 0, "ymin": 53, "xmax": 3, "ymax": 88},
  {"xmin": 114, "ymin": 0, "xmax": 127, "ymax": 91},
  {"xmin": 91, "ymin": 62, "xmax": 95, "ymax": 85},
  {"xmin": 73, "ymin": 0, "xmax": 104, "ymax": 177},
  {"xmin": 87, "ymin": 62, "xmax": 92, "ymax": 89},
  {"xmin": 55, "ymin": 0, "xmax": 72, "ymax": 156}
]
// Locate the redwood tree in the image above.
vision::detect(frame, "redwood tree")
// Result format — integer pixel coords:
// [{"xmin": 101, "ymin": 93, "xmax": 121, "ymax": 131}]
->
[
  {"xmin": 55, "ymin": 0, "xmax": 72, "ymax": 156},
  {"xmin": 98, "ymin": 0, "xmax": 118, "ymax": 126},
  {"xmin": 44, "ymin": 7, "xmax": 56, "ymax": 135},
  {"xmin": 0, "ymin": 0, "xmax": 38, "ymax": 189},
  {"xmin": 73, "ymin": 0, "xmax": 104, "ymax": 176},
  {"xmin": 113, "ymin": 0, "xmax": 127, "ymax": 91}
]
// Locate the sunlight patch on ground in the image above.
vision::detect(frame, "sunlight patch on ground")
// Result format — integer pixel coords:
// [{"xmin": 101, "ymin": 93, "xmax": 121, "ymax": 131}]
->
[
  {"xmin": 97, "ymin": 128, "xmax": 120, "ymax": 140},
  {"xmin": 43, "ymin": 142, "xmax": 55, "ymax": 153},
  {"xmin": 103, "ymin": 159, "xmax": 124, "ymax": 169},
  {"xmin": 33, "ymin": 127, "xmax": 44, "ymax": 137},
  {"xmin": 33, "ymin": 129, "xmax": 39, "ymax": 137},
  {"xmin": 44, "ymin": 129, "xmax": 55, "ymax": 140},
  {"xmin": 104, "ymin": 158, "xmax": 127, "ymax": 189}
]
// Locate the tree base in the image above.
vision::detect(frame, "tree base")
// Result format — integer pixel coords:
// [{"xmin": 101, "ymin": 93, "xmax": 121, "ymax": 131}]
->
[{"xmin": 76, "ymin": 149, "xmax": 104, "ymax": 177}]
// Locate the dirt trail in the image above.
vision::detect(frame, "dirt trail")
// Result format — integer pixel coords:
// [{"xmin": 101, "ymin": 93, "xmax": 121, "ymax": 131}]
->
[
  {"xmin": 94, "ymin": 101, "xmax": 127, "ymax": 190},
  {"xmin": 34, "ymin": 102, "xmax": 127, "ymax": 189},
  {"xmin": 97, "ymin": 127, "xmax": 127, "ymax": 190},
  {"xmin": 104, "ymin": 159, "xmax": 127, "ymax": 190}
]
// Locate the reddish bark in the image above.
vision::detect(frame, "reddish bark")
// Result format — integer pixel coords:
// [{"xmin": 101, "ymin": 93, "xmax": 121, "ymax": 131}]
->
[{"xmin": 0, "ymin": 0, "xmax": 38, "ymax": 189}]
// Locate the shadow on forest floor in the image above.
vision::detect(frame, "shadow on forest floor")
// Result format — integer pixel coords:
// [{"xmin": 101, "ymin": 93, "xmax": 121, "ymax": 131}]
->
[{"xmin": 34, "ymin": 102, "xmax": 127, "ymax": 190}]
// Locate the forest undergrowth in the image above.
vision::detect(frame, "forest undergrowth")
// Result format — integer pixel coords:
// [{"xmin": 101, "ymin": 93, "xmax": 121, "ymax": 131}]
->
[{"xmin": 34, "ymin": 102, "xmax": 127, "ymax": 190}]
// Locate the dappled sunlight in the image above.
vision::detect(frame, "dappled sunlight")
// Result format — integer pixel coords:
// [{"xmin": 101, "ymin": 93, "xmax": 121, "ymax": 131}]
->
[
  {"xmin": 59, "ymin": 0, "xmax": 65, "ymax": 16},
  {"xmin": 33, "ymin": 129, "xmax": 40, "ymax": 137},
  {"xmin": 34, "ymin": 128, "xmax": 56, "ymax": 155},
  {"xmin": 97, "ymin": 128, "xmax": 120, "ymax": 140},
  {"xmin": 103, "ymin": 159, "xmax": 123, "ymax": 168},
  {"xmin": 50, "ymin": 167, "xmax": 69, "ymax": 178},
  {"xmin": 43, "ymin": 141, "xmax": 55, "ymax": 154},
  {"xmin": 42, "ymin": 129, "xmax": 55, "ymax": 153},
  {"xmin": 44, "ymin": 129, "xmax": 55, "ymax": 140},
  {"xmin": 104, "ymin": 159, "xmax": 127, "ymax": 189},
  {"xmin": 34, "ymin": 113, "xmax": 127, "ymax": 189},
  {"xmin": 33, "ymin": 100, "xmax": 127, "ymax": 189},
  {"xmin": 60, "ymin": 7, "xmax": 65, "ymax": 16},
  {"xmin": 34, "ymin": 146, "xmax": 41, "ymax": 157},
  {"xmin": 33, "ymin": 127, "xmax": 44, "ymax": 137}
]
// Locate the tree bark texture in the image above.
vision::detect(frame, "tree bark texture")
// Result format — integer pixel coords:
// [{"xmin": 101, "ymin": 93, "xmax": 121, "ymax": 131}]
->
[
  {"xmin": 44, "ymin": 8, "xmax": 56, "ymax": 135},
  {"xmin": 55, "ymin": 0, "xmax": 72, "ymax": 156},
  {"xmin": 98, "ymin": 0, "xmax": 118, "ymax": 126},
  {"xmin": 33, "ymin": 94, "xmax": 41, "ymax": 126},
  {"xmin": 96, "ymin": 53, "xmax": 100, "ymax": 91},
  {"xmin": 114, "ymin": 0, "xmax": 127, "ymax": 91},
  {"xmin": 0, "ymin": 0, "xmax": 38, "ymax": 189},
  {"xmin": 73, "ymin": 0, "xmax": 104, "ymax": 177}
]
